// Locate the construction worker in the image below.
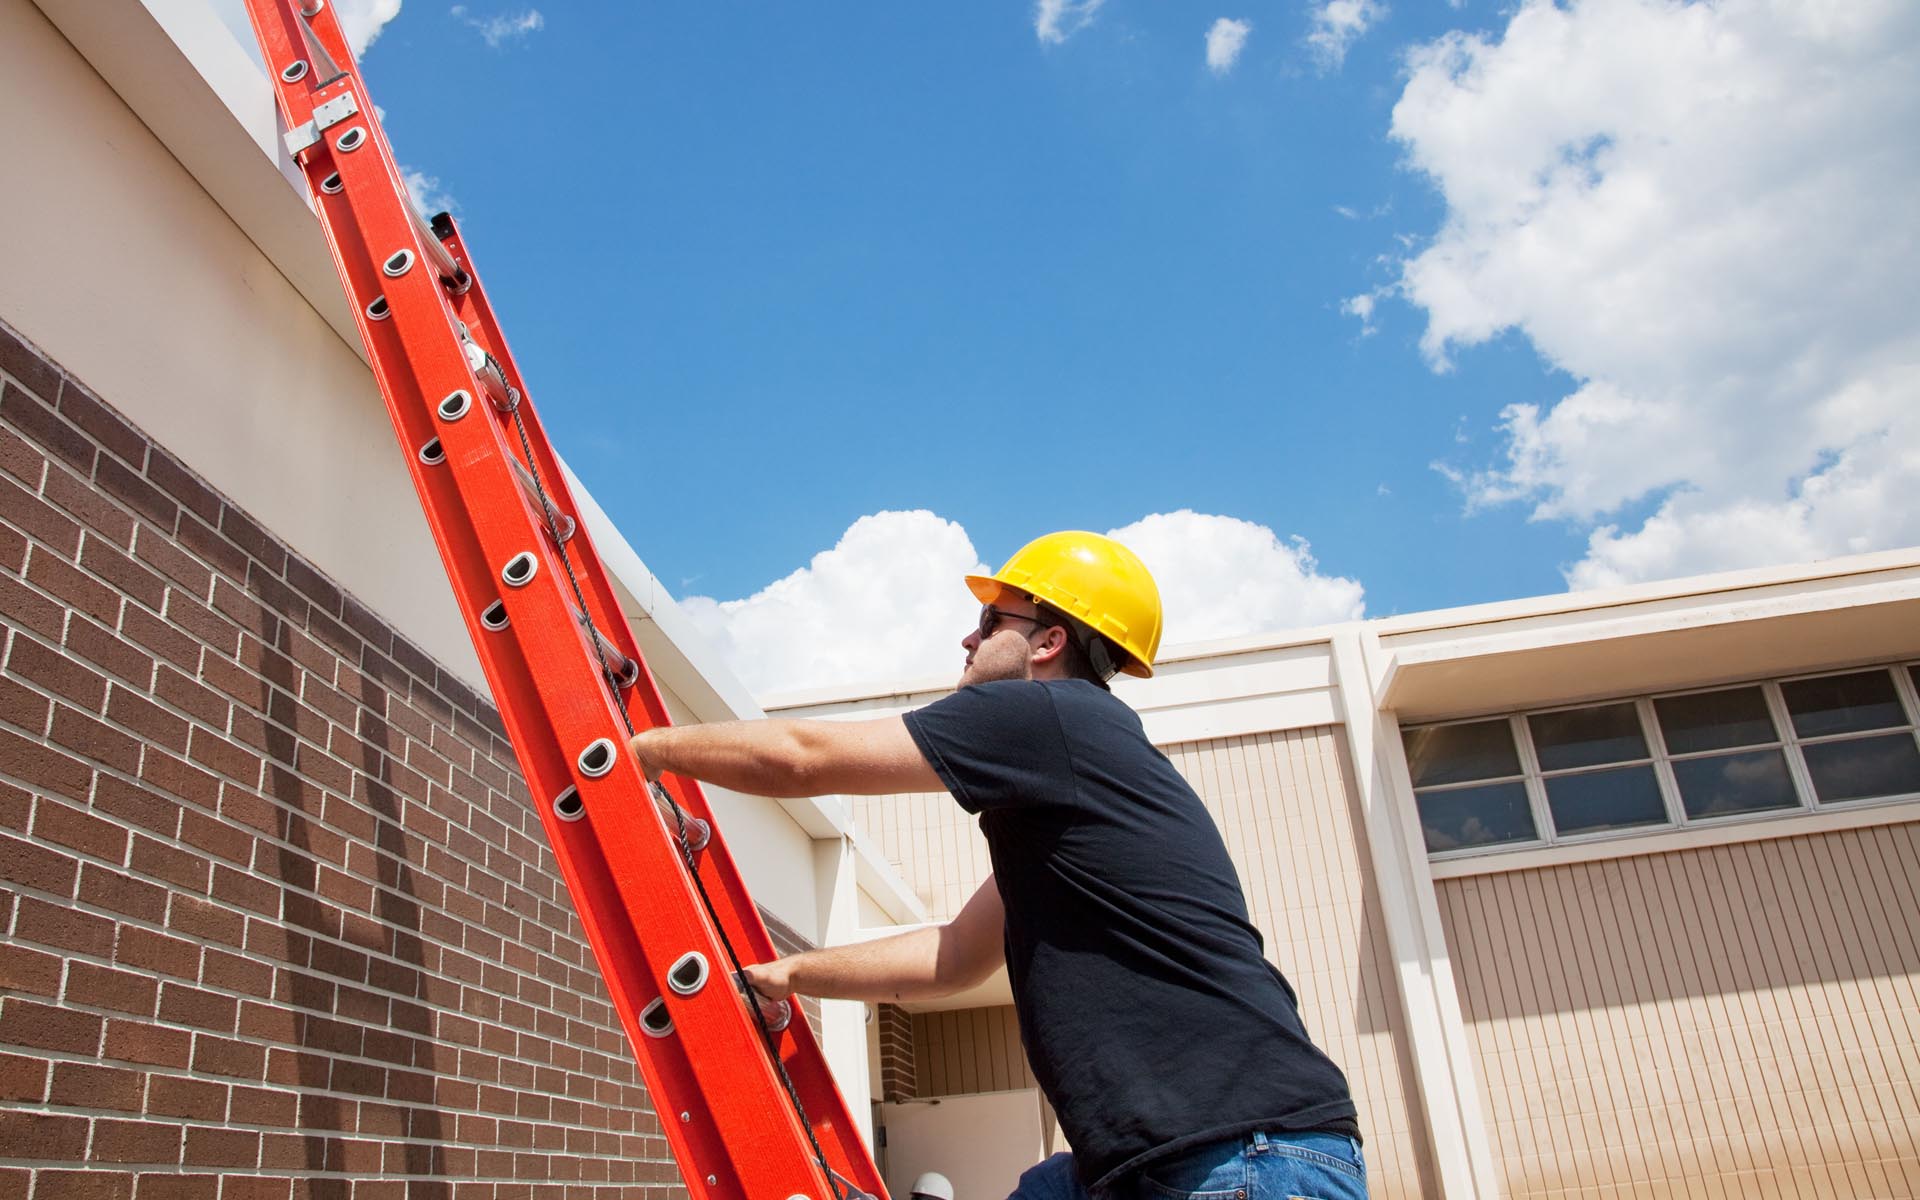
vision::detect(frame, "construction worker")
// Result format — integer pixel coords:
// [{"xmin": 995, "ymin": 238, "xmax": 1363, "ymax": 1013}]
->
[{"xmin": 628, "ymin": 532, "xmax": 1364, "ymax": 1200}]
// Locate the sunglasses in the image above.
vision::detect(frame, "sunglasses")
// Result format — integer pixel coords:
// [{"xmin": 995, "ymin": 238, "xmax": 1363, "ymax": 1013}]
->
[{"xmin": 976, "ymin": 605, "xmax": 1056, "ymax": 639}]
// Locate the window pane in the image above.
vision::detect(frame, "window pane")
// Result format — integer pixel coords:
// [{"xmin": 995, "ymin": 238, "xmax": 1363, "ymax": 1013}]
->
[
  {"xmin": 1781, "ymin": 671, "xmax": 1906, "ymax": 738},
  {"xmin": 1530, "ymin": 703, "xmax": 1649, "ymax": 772},
  {"xmin": 1655, "ymin": 687, "xmax": 1777, "ymax": 754},
  {"xmin": 1403, "ymin": 720, "xmax": 1521, "ymax": 788},
  {"xmin": 1416, "ymin": 782, "xmax": 1537, "ymax": 853},
  {"xmin": 1543, "ymin": 765, "xmax": 1667, "ymax": 836},
  {"xmin": 1671, "ymin": 750, "xmax": 1799, "ymax": 819},
  {"xmin": 1802, "ymin": 733, "xmax": 1920, "ymax": 803}
]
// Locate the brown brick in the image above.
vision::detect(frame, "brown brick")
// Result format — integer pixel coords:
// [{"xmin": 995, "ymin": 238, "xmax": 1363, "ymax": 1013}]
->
[
  {"xmin": 174, "ymin": 510, "xmax": 248, "ymax": 581},
  {"xmin": 94, "ymin": 456, "xmax": 176, "ymax": 533},
  {"xmin": 16, "ymin": 891, "xmax": 115, "ymax": 958},
  {"xmin": 0, "ymin": 421, "xmax": 42, "ymax": 489},
  {"xmin": 0, "ymin": 381, "xmax": 92, "ymax": 474},
  {"xmin": 34, "ymin": 1172, "xmax": 135, "ymax": 1200},
  {"xmin": 198, "ymin": 651, "xmax": 269, "ymax": 714},
  {"xmin": 49, "ymin": 1061, "xmax": 147, "ymax": 1111},
  {"xmin": 65, "ymin": 960, "xmax": 160, "ymax": 1017},
  {"xmin": 153, "ymin": 665, "xmax": 227, "ymax": 728},
  {"xmin": 190, "ymin": 1033, "xmax": 265, "ymax": 1080},
  {"xmin": 164, "ymin": 587, "xmax": 241, "ymax": 660},
  {"xmin": 97, "ymin": 780, "xmax": 179, "ymax": 840},
  {"xmin": 145, "ymin": 1074, "xmax": 228, "ymax": 1121},
  {"xmin": 0, "ymin": 519, "xmax": 25, "ymax": 574},
  {"xmin": 219, "ymin": 1176, "xmax": 290, "ymax": 1200},
  {"xmin": 29, "ymin": 546, "xmax": 121, "ymax": 628},
  {"xmin": 0, "ymin": 570, "xmax": 67, "ymax": 641},
  {"xmin": 0, "ymin": 1109, "xmax": 90, "ymax": 1159},
  {"xmin": 44, "ymin": 468, "xmax": 137, "ymax": 549},
  {"xmin": 142, "ymin": 448, "xmax": 220, "ymax": 525},
  {"xmin": 0, "ymin": 996, "xmax": 102, "ymax": 1054},
  {"xmin": 164, "ymin": 893, "xmax": 244, "ymax": 948},
  {"xmin": 246, "ymin": 565, "xmax": 310, "ymax": 631},
  {"xmin": 134, "ymin": 1175, "xmax": 221, "ymax": 1200},
  {"xmin": 236, "ymin": 998, "xmax": 299, "ymax": 1043},
  {"xmin": 33, "ymin": 796, "xmax": 129, "ymax": 861},
  {"xmin": 118, "ymin": 603, "xmax": 199, "ymax": 674},
  {"xmin": 186, "ymin": 725, "xmax": 263, "ymax": 787},
  {"xmin": 138, "ymin": 745, "xmax": 219, "ymax": 808},
  {"xmin": 157, "ymin": 982, "xmax": 237, "ymax": 1033},
  {"xmin": 305, "ymin": 610, "xmax": 360, "ymax": 669},
  {"xmin": 177, "ymin": 808, "xmax": 253, "ymax": 867},
  {"xmin": 57, "ymin": 379, "xmax": 145, "ymax": 469},
  {"xmin": 228, "ymin": 1084, "xmax": 297, "ymax": 1128},
  {"xmin": 0, "ymin": 1051, "xmax": 48, "ymax": 1102},
  {"xmin": 103, "ymin": 685, "xmax": 189, "ymax": 751},
  {"xmin": 114, "ymin": 925, "xmax": 200, "ymax": 981},
  {"xmin": 0, "ymin": 672, "xmax": 50, "ymax": 732},
  {"xmin": 130, "ymin": 529, "xmax": 212, "ymax": 603},
  {"xmin": 218, "ymin": 505, "xmax": 286, "ymax": 576},
  {"xmin": 104, "ymin": 1018, "xmax": 191, "ymax": 1069},
  {"xmin": 64, "ymin": 614, "xmax": 153, "ymax": 689},
  {"xmin": 90, "ymin": 1118, "xmax": 183, "ymax": 1165},
  {"xmin": 0, "ymin": 476, "xmax": 83, "ymax": 563},
  {"xmin": 0, "ymin": 942, "xmax": 62, "ymax": 996},
  {"xmin": 76, "ymin": 861, "xmax": 167, "ymax": 924},
  {"xmin": 83, "ymin": 538, "xmax": 170, "ymax": 613},
  {"xmin": 0, "ymin": 827, "xmax": 80, "ymax": 895},
  {"xmin": 50, "ymin": 704, "xmax": 143, "ymax": 775},
  {"xmin": 211, "ymin": 863, "xmax": 280, "ymax": 917},
  {"xmin": 0, "ymin": 323, "xmax": 62, "ymax": 401},
  {"xmin": 200, "ymin": 948, "xmax": 272, "ymax": 998},
  {"xmin": 0, "ymin": 727, "xmax": 89, "ymax": 800},
  {"xmin": 7, "ymin": 629, "xmax": 109, "ymax": 710}
]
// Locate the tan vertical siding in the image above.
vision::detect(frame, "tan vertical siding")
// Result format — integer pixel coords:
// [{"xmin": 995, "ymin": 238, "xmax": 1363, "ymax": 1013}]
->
[
  {"xmin": 1437, "ymin": 821, "xmax": 1920, "ymax": 1197},
  {"xmin": 1167, "ymin": 730, "xmax": 1438, "ymax": 1199},
  {"xmin": 911, "ymin": 1007, "xmax": 1035, "ymax": 1096},
  {"xmin": 854, "ymin": 789, "xmax": 992, "ymax": 921}
]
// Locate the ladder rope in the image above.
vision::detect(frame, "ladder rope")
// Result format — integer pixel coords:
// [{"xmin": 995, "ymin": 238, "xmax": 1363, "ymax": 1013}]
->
[{"xmin": 498, "ymin": 370, "xmax": 850, "ymax": 1200}]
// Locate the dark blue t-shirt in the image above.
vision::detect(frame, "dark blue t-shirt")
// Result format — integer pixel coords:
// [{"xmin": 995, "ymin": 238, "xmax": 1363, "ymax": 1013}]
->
[{"xmin": 903, "ymin": 679, "xmax": 1358, "ymax": 1193}]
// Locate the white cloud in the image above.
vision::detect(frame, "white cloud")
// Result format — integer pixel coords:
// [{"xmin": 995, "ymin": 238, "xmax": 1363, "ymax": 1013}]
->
[
  {"xmin": 1307, "ymin": 0, "xmax": 1386, "ymax": 71},
  {"xmin": 1341, "ymin": 291, "xmax": 1380, "ymax": 336},
  {"xmin": 1206, "ymin": 18, "xmax": 1253, "ymax": 75},
  {"xmin": 1105, "ymin": 512, "xmax": 1365, "ymax": 645},
  {"xmin": 1035, "ymin": 0, "xmax": 1105, "ymax": 45},
  {"xmin": 1384, "ymin": 0, "xmax": 1920, "ymax": 588},
  {"xmin": 401, "ymin": 168, "xmax": 458, "ymax": 218},
  {"xmin": 451, "ymin": 5, "xmax": 544, "ymax": 47},
  {"xmin": 682, "ymin": 511, "xmax": 1366, "ymax": 696}
]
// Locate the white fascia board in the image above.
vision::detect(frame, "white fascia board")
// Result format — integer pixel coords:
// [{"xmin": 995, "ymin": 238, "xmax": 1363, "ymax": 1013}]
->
[{"xmin": 37, "ymin": 0, "xmax": 363, "ymax": 360}]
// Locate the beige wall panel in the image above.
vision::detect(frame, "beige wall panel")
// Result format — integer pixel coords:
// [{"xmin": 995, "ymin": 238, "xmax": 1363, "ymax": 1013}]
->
[
  {"xmin": 854, "ymin": 789, "xmax": 993, "ymax": 921},
  {"xmin": 912, "ymin": 1007, "xmax": 1036, "ymax": 1098},
  {"xmin": 1437, "ymin": 821, "xmax": 1920, "ymax": 1197},
  {"xmin": 1167, "ymin": 729, "xmax": 1437, "ymax": 1199}
]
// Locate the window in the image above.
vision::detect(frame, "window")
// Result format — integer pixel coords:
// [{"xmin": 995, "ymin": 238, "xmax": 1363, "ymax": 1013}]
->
[{"xmin": 1403, "ymin": 661, "xmax": 1920, "ymax": 858}]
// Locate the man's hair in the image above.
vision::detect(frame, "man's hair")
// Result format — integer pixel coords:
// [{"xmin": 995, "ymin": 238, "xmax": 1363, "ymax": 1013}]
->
[{"xmin": 1032, "ymin": 601, "xmax": 1123, "ymax": 688}]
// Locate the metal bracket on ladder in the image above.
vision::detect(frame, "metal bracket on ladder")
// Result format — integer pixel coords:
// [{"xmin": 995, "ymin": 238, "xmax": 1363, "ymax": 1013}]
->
[{"xmin": 283, "ymin": 91, "xmax": 359, "ymax": 156}]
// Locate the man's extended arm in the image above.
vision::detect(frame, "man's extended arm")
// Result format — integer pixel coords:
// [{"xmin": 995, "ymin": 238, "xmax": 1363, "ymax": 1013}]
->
[
  {"xmin": 741, "ymin": 875, "xmax": 1006, "ymax": 1005},
  {"xmin": 628, "ymin": 715, "xmax": 944, "ymax": 798}
]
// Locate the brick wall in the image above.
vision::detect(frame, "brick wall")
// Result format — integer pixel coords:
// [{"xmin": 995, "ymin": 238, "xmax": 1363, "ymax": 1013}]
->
[
  {"xmin": 871, "ymin": 1007, "xmax": 912, "ymax": 1103},
  {"xmin": 0, "ymin": 318, "xmax": 692, "ymax": 1199}
]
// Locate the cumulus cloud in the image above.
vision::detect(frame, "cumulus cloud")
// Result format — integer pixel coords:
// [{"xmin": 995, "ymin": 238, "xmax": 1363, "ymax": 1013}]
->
[
  {"xmin": 1035, "ymin": 0, "xmax": 1105, "ymax": 45},
  {"xmin": 1384, "ymin": 0, "xmax": 1920, "ymax": 588},
  {"xmin": 1206, "ymin": 18, "xmax": 1253, "ymax": 75},
  {"xmin": 451, "ymin": 5, "xmax": 544, "ymax": 47},
  {"xmin": 400, "ymin": 168, "xmax": 458, "ymax": 218},
  {"xmin": 1307, "ymin": 0, "xmax": 1386, "ymax": 70},
  {"xmin": 682, "ymin": 511, "xmax": 1366, "ymax": 696}
]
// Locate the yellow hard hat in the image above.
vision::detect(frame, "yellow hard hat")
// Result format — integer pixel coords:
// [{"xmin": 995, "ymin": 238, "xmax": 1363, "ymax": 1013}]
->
[{"xmin": 966, "ymin": 531, "xmax": 1163, "ymax": 678}]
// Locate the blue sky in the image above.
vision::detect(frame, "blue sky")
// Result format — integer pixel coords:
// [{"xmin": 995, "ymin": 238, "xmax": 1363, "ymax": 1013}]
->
[{"xmin": 228, "ymin": 1, "xmax": 1920, "ymax": 693}]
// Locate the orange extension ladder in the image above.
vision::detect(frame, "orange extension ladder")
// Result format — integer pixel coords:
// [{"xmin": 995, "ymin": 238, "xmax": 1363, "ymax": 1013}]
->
[{"xmin": 237, "ymin": 5, "xmax": 887, "ymax": 1200}]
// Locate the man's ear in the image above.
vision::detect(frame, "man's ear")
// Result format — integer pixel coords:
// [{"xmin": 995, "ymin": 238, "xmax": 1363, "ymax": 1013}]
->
[{"xmin": 1031, "ymin": 625, "xmax": 1071, "ymax": 666}]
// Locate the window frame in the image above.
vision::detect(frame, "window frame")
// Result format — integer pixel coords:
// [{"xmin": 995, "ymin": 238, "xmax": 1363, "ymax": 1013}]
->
[{"xmin": 1407, "ymin": 659, "xmax": 1920, "ymax": 862}]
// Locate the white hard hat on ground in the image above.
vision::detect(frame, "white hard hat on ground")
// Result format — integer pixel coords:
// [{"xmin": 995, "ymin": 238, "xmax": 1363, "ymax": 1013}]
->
[{"xmin": 909, "ymin": 1172, "xmax": 954, "ymax": 1200}]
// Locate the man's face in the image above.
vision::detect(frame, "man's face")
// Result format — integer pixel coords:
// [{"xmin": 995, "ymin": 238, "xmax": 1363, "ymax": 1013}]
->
[{"xmin": 958, "ymin": 597, "xmax": 1051, "ymax": 688}]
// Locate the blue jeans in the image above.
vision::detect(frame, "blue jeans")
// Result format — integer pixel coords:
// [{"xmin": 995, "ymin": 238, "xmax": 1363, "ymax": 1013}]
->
[{"xmin": 1008, "ymin": 1132, "xmax": 1367, "ymax": 1200}]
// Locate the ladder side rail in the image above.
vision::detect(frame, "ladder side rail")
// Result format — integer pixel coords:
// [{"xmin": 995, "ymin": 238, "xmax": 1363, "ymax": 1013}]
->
[
  {"xmin": 432, "ymin": 219, "xmax": 885, "ymax": 1190},
  {"xmin": 313, "ymin": 114, "xmax": 837, "ymax": 1199}
]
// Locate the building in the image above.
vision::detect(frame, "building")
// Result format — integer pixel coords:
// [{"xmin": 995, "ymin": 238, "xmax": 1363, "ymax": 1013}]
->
[
  {"xmin": 778, "ymin": 550, "xmax": 1920, "ymax": 1198},
  {"xmin": 3, "ymin": 1, "xmax": 1918, "ymax": 1197}
]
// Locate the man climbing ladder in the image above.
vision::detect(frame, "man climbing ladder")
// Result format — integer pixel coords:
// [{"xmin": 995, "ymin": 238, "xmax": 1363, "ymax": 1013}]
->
[{"xmin": 631, "ymin": 533, "xmax": 1367, "ymax": 1200}]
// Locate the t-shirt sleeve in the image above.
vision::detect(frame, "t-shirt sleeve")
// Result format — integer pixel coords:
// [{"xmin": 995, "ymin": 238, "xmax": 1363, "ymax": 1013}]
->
[{"xmin": 902, "ymin": 681, "xmax": 1077, "ymax": 814}]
